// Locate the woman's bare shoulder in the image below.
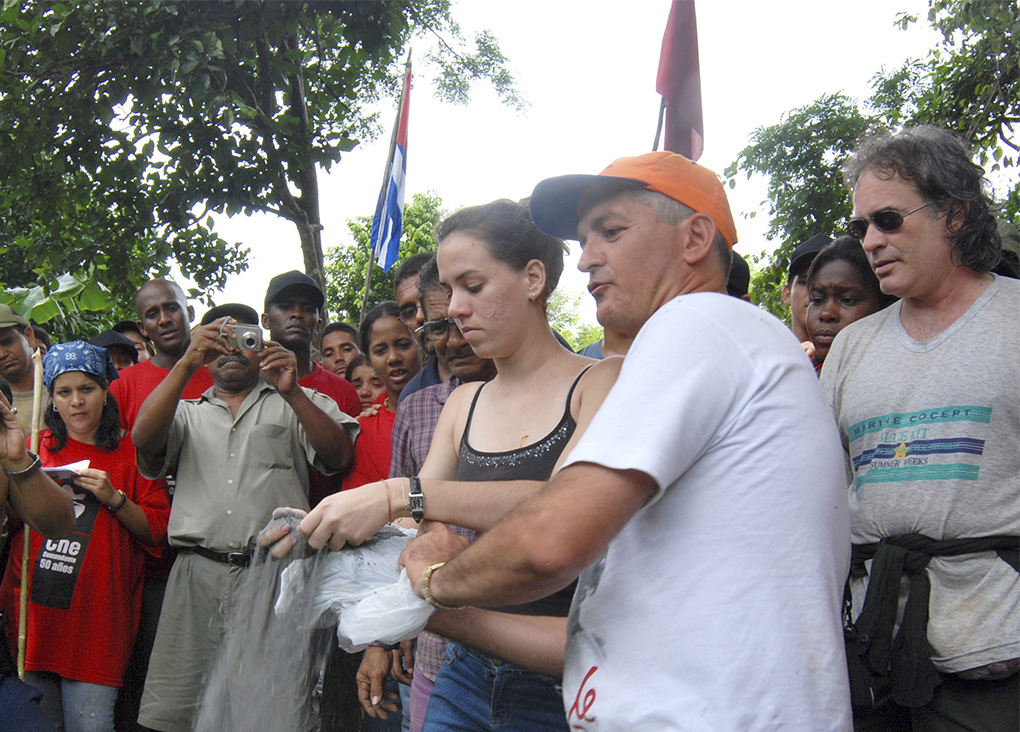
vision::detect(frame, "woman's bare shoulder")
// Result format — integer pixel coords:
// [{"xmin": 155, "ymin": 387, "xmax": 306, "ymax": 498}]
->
[
  {"xmin": 580, "ymin": 355, "xmax": 623, "ymax": 390},
  {"xmin": 447, "ymin": 380, "xmax": 485, "ymax": 409}
]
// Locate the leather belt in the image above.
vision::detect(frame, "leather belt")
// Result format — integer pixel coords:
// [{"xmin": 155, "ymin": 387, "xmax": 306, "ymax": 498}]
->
[{"xmin": 181, "ymin": 545, "xmax": 251, "ymax": 567}]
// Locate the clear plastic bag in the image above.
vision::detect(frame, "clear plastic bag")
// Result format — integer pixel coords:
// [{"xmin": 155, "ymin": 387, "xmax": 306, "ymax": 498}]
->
[{"xmin": 273, "ymin": 523, "xmax": 434, "ymax": 652}]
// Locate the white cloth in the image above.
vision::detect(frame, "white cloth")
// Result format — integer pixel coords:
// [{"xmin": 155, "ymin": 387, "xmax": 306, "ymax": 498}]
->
[
  {"xmin": 562, "ymin": 293, "xmax": 852, "ymax": 732},
  {"xmin": 820, "ymin": 275, "xmax": 1019, "ymax": 673}
]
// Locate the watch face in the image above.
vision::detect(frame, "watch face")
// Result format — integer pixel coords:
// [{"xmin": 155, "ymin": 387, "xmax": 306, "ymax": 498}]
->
[{"xmin": 409, "ymin": 477, "xmax": 424, "ymax": 521}]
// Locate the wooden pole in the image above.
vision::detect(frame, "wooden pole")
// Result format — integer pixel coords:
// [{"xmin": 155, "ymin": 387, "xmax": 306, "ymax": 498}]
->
[{"xmin": 18, "ymin": 348, "xmax": 43, "ymax": 679}]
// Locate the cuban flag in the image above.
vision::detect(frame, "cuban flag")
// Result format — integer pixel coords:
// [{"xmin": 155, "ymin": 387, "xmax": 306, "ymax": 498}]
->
[{"xmin": 371, "ymin": 61, "xmax": 412, "ymax": 272}]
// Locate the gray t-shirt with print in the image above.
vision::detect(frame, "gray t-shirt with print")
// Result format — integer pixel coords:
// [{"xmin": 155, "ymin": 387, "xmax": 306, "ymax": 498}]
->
[{"xmin": 821, "ymin": 275, "xmax": 1019, "ymax": 673}]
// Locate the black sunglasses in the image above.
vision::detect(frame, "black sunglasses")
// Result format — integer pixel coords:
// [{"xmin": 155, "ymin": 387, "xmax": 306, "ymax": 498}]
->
[
  {"xmin": 415, "ymin": 317, "xmax": 456, "ymax": 341},
  {"xmin": 847, "ymin": 203, "xmax": 929, "ymax": 240}
]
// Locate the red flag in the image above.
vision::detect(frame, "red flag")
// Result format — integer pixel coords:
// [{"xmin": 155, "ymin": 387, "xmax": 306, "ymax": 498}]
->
[{"xmin": 655, "ymin": 0, "xmax": 703, "ymax": 160}]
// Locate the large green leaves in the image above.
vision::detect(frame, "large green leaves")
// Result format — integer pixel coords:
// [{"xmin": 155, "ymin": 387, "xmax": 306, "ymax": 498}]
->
[{"xmin": 1, "ymin": 0, "xmax": 519, "ymax": 328}]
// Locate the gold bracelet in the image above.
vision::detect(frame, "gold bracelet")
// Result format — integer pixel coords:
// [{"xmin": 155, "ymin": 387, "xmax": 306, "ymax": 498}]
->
[{"xmin": 421, "ymin": 562, "xmax": 464, "ymax": 610}]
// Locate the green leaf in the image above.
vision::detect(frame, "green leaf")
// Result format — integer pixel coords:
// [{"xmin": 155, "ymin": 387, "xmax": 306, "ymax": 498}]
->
[
  {"xmin": 52, "ymin": 272, "xmax": 85, "ymax": 299},
  {"xmin": 28, "ymin": 298, "xmax": 62, "ymax": 324},
  {"xmin": 77, "ymin": 282, "xmax": 115, "ymax": 311}
]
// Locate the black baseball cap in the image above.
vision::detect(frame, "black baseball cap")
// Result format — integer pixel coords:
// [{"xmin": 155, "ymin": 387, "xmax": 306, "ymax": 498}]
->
[
  {"xmin": 200, "ymin": 303, "xmax": 259, "ymax": 326},
  {"xmin": 726, "ymin": 252, "xmax": 751, "ymax": 298},
  {"xmin": 264, "ymin": 270, "xmax": 325, "ymax": 310},
  {"xmin": 89, "ymin": 330, "xmax": 140, "ymax": 364},
  {"xmin": 788, "ymin": 234, "xmax": 833, "ymax": 281}
]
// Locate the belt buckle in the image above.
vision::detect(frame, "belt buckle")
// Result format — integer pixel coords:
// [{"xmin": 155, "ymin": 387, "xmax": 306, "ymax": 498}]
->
[{"xmin": 226, "ymin": 551, "xmax": 248, "ymax": 566}]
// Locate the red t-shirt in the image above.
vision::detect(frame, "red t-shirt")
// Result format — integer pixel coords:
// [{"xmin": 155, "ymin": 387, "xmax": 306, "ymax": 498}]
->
[
  {"xmin": 299, "ymin": 363, "xmax": 360, "ymax": 418},
  {"xmin": 108, "ymin": 358, "xmax": 212, "ymax": 580},
  {"xmin": 0, "ymin": 434, "xmax": 170, "ymax": 686},
  {"xmin": 300, "ymin": 364, "xmax": 360, "ymax": 505},
  {"xmin": 110, "ymin": 359, "xmax": 214, "ymax": 431},
  {"xmin": 341, "ymin": 399, "xmax": 397, "ymax": 491}
]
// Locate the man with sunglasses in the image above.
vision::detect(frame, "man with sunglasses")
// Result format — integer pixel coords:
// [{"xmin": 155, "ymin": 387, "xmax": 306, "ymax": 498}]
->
[{"xmin": 822, "ymin": 126, "xmax": 1018, "ymax": 730}]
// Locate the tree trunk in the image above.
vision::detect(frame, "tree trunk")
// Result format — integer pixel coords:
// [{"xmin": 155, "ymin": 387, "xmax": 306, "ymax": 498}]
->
[{"xmin": 284, "ymin": 27, "xmax": 329, "ymax": 325}]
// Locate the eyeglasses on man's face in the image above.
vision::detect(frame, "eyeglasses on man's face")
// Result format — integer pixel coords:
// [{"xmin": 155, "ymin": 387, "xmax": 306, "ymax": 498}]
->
[
  {"xmin": 847, "ymin": 203, "xmax": 930, "ymax": 240},
  {"xmin": 397, "ymin": 304, "xmax": 420, "ymax": 326},
  {"xmin": 415, "ymin": 317, "xmax": 456, "ymax": 342}
]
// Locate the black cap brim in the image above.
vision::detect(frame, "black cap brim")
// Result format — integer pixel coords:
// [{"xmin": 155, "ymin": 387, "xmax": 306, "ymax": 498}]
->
[{"xmin": 201, "ymin": 303, "xmax": 259, "ymax": 326}]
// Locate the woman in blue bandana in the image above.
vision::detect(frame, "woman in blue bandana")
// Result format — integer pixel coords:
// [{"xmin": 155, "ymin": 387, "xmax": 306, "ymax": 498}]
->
[{"xmin": 0, "ymin": 341, "xmax": 171, "ymax": 732}]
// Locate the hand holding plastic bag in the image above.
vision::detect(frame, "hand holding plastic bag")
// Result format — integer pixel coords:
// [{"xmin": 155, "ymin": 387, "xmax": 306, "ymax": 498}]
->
[{"xmin": 269, "ymin": 518, "xmax": 434, "ymax": 652}]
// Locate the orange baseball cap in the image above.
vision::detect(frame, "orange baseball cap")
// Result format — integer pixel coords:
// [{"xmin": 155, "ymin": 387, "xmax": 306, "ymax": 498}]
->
[{"xmin": 529, "ymin": 151, "xmax": 737, "ymax": 247}]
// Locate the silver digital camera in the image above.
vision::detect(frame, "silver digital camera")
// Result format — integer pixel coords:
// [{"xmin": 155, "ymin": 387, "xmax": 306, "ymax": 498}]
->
[{"xmin": 222, "ymin": 324, "xmax": 263, "ymax": 352}]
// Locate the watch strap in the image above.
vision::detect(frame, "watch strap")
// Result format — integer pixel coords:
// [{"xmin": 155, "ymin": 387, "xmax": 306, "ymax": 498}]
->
[{"xmin": 408, "ymin": 475, "xmax": 424, "ymax": 523}]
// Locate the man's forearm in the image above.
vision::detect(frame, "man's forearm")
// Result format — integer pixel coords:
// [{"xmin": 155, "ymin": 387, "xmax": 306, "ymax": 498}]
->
[
  {"xmin": 283, "ymin": 389, "xmax": 354, "ymax": 473},
  {"xmin": 7, "ymin": 471, "xmax": 75, "ymax": 538},
  {"xmin": 424, "ymin": 464, "xmax": 656, "ymax": 609},
  {"xmin": 132, "ymin": 358, "xmax": 194, "ymax": 470}
]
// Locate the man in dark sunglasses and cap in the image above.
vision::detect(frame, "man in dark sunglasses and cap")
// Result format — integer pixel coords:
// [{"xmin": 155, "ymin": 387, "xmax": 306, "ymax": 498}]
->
[{"xmin": 824, "ymin": 126, "xmax": 1018, "ymax": 729}]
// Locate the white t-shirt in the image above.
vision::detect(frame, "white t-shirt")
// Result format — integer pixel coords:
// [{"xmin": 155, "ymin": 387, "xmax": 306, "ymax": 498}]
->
[{"xmin": 562, "ymin": 293, "xmax": 852, "ymax": 732}]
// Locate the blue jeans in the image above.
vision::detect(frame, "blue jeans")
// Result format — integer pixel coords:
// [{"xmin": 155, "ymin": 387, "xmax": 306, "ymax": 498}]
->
[
  {"xmin": 24, "ymin": 672, "xmax": 118, "ymax": 732},
  {"xmin": 421, "ymin": 643, "xmax": 568, "ymax": 732}
]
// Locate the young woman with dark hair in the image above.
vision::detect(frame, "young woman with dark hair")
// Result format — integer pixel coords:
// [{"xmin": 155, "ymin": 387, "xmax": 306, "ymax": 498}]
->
[
  {"xmin": 278, "ymin": 199, "xmax": 623, "ymax": 732},
  {"xmin": 805, "ymin": 236, "xmax": 897, "ymax": 370},
  {"xmin": 341, "ymin": 302, "xmax": 423, "ymax": 490},
  {"xmin": 0, "ymin": 342, "xmax": 170, "ymax": 732}
]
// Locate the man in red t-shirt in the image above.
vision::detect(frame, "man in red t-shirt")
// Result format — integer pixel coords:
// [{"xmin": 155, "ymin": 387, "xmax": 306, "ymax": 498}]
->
[
  {"xmin": 109, "ymin": 278, "xmax": 215, "ymax": 732},
  {"xmin": 262, "ymin": 271, "xmax": 359, "ymax": 507},
  {"xmin": 111, "ymin": 280, "xmax": 214, "ymax": 430}
]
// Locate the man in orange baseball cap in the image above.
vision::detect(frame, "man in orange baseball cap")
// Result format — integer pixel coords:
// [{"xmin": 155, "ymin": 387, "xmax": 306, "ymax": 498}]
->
[
  {"xmin": 335, "ymin": 152, "xmax": 854, "ymax": 730},
  {"xmin": 531, "ymin": 151, "xmax": 738, "ymax": 339}
]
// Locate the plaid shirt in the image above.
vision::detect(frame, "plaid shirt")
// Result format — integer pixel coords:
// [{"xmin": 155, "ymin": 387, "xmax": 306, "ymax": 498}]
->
[
  {"xmin": 389, "ymin": 377, "xmax": 476, "ymax": 680},
  {"xmin": 389, "ymin": 377, "xmax": 458, "ymax": 479}
]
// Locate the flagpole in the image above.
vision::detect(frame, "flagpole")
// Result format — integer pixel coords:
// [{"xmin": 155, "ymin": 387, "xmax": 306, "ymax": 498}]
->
[
  {"xmin": 18, "ymin": 348, "xmax": 43, "ymax": 679},
  {"xmin": 652, "ymin": 98, "xmax": 666, "ymax": 152},
  {"xmin": 360, "ymin": 52, "xmax": 412, "ymax": 326}
]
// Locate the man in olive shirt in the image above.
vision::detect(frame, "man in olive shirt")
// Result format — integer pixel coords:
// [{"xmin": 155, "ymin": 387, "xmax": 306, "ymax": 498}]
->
[{"xmin": 133, "ymin": 304, "xmax": 358, "ymax": 732}]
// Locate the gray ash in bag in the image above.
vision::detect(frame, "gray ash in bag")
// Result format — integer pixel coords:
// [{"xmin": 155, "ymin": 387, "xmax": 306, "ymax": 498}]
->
[
  {"xmin": 192, "ymin": 514, "xmax": 429, "ymax": 731},
  {"xmin": 192, "ymin": 513, "xmax": 334, "ymax": 732}
]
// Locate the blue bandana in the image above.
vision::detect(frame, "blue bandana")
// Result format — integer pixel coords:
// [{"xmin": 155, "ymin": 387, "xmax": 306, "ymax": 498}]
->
[{"xmin": 43, "ymin": 341, "xmax": 120, "ymax": 389}]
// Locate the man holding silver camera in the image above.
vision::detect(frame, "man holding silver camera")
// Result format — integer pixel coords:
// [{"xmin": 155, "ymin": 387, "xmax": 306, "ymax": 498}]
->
[{"xmin": 131, "ymin": 303, "xmax": 359, "ymax": 732}]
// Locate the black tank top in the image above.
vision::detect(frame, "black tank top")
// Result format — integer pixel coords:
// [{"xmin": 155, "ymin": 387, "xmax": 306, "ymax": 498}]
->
[{"xmin": 456, "ymin": 366, "xmax": 592, "ymax": 617}]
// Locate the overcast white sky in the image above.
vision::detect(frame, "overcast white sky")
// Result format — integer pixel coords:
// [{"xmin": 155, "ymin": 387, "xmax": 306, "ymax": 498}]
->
[{"xmin": 195, "ymin": 0, "xmax": 942, "ymax": 323}]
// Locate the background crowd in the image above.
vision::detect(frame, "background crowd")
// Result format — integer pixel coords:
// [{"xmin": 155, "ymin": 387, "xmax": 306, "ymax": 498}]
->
[{"xmin": 0, "ymin": 124, "xmax": 1015, "ymax": 732}]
